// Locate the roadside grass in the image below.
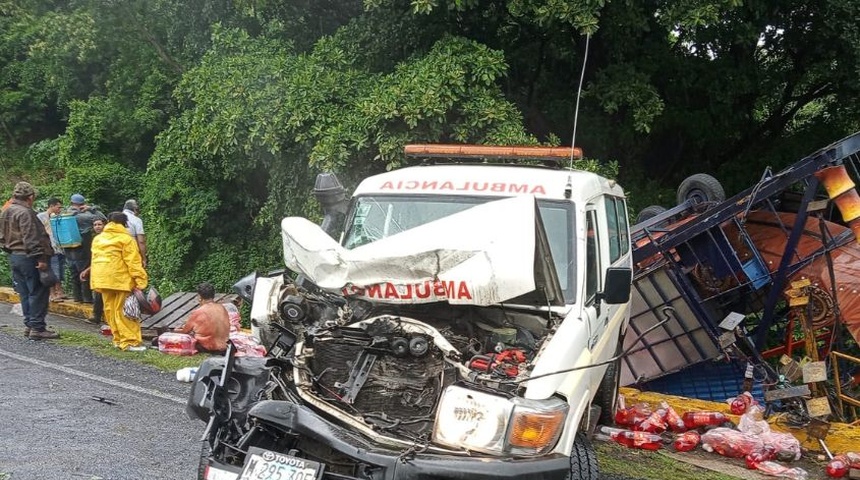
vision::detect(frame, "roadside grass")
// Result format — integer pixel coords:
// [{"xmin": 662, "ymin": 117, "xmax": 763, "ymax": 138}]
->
[
  {"xmin": 596, "ymin": 441, "xmax": 741, "ymax": 480},
  {"xmin": 57, "ymin": 329, "xmax": 206, "ymax": 372}
]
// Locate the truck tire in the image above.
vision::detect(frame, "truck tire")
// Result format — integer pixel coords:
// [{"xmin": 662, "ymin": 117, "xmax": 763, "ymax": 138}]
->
[
  {"xmin": 567, "ymin": 432, "xmax": 599, "ymax": 479},
  {"xmin": 595, "ymin": 337, "xmax": 623, "ymax": 425},
  {"xmin": 635, "ymin": 205, "xmax": 667, "ymax": 224},
  {"xmin": 676, "ymin": 173, "xmax": 725, "ymax": 205}
]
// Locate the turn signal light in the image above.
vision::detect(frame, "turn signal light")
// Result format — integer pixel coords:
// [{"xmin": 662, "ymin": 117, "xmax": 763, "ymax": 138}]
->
[{"xmin": 508, "ymin": 409, "xmax": 565, "ymax": 451}]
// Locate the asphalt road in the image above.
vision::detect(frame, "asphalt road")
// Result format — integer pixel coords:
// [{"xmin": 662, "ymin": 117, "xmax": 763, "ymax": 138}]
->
[{"xmin": 0, "ymin": 303, "xmax": 203, "ymax": 480}]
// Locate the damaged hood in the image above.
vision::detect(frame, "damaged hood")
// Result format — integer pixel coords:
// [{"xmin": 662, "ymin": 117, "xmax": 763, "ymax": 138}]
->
[{"xmin": 281, "ymin": 195, "xmax": 564, "ymax": 306}]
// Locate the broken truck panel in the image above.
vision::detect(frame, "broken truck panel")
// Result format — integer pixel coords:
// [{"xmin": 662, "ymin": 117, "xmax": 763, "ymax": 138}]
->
[{"xmin": 623, "ymin": 131, "xmax": 860, "ymax": 387}]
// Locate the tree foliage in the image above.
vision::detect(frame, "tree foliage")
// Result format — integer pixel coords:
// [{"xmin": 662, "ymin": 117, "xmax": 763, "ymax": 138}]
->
[{"xmin": 3, "ymin": 0, "xmax": 860, "ymax": 292}]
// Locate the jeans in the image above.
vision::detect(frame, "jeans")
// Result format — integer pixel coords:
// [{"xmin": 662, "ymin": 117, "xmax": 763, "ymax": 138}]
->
[
  {"xmin": 50, "ymin": 253, "xmax": 66, "ymax": 284},
  {"xmin": 68, "ymin": 257, "xmax": 92, "ymax": 303},
  {"xmin": 9, "ymin": 254, "xmax": 49, "ymax": 331}
]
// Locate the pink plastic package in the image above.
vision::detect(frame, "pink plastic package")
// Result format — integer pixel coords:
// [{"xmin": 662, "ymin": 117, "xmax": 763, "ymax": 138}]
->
[
  {"xmin": 158, "ymin": 332, "xmax": 198, "ymax": 356},
  {"xmin": 229, "ymin": 332, "xmax": 266, "ymax": 357}
]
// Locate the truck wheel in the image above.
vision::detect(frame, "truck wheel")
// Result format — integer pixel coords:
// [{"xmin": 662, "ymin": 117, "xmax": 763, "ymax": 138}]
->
[
  {"xmin": 635, "ymin": 205, "xmax": 667, "ymax": 224},
  {"xmin": 595, "ymin": 337, "xmax": 623, "ymax": 425},
  {"xmin": 197, "ymin": 441, "xmax": 211, "ymax": 480},
  {"xmin": 676, "ymin": 173, "xmax": 725, "ymax": 205},
  {"xmin": 567, "ymin": 432, "xmax": 599, "ymax": 479}
]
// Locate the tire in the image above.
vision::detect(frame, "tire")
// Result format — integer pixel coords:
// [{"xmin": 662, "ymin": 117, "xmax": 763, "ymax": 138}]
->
[
  {"xmin": 567, "ymin": 432, "xmax": 599, "ymax": 479},
  {"xmin": 595, "ymin": 336, "xmax": 623, "ymax": 426},
  {"xmin": 635, "ymin": 205, "xmax": 667, "ymax": 224},
  {"xmin": 676, "ymin": 173, "xmax": 725, "ymax": 205},
  {"xmin": 197, "ymin": 441, "xmax": 211, "ymax": 480}
]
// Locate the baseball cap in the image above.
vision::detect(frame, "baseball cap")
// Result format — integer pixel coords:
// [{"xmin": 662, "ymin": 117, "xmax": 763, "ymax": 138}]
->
[
  {"xmin": 70, "ymin": 193, "xmax": 86, "ymax": 204},
  {"xmin": 13, "ymin": 182, "xmax": 36, "ymax": 197}
]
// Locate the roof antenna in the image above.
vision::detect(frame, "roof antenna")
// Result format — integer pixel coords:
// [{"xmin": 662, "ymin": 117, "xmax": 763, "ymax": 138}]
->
[{"xmin": 566, "ymin": 33, "xmax": 591, "ymax": 199}]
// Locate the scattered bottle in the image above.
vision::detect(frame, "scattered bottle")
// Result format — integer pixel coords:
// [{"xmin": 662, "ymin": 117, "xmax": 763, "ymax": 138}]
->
[
  {"xmin": 745, "ymin": 446, "xmax": 777, "ymax": 469},
  {"xmin": 661, "ymin": 401, "xmax": 687, "ymax": 432},
  {"xmin": 673, "ymin": 431, "xmax": 700, "ymax": 452},
  {"xmin": 634, "ymin": 410, "xmax": 667, "ymax": 434},
  {"xmin": 827, "ymin": 452, "xmax": 860, "ymax": 478},
  {"xmin": 682, "ymin": 411, "xmax": 729, "ymax": 429},
  {"xmin": 751, "ymin": 461, "xmax": 808, "ymax": 480},
  {"xmin": 100, "ymin": 324, "xmax": 112, "ymax": 336},
  {"xmin": 600, "ymin": 426, "xmax": 663, "ymax": 451},
  {"xmin": 728, "ymin": 391, "xmax": 755, "ymax": 415},
  {"xmin": 176, "ymin": 367, "xmax": 199, "ymax": 382}
]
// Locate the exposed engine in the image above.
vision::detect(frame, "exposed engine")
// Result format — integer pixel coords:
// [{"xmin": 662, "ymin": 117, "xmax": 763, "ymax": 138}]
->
[{"xmin": 263, "ymin": 279, "xmax": 557, "ymax": 443}]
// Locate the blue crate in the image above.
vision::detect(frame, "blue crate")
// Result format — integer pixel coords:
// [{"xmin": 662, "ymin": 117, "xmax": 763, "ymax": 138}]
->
[{"xmin": 638, "ymin": 360, "xmax": 765, "ymax": 404}]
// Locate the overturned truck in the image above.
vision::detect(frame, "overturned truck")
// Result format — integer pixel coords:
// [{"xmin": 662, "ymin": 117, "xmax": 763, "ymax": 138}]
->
[
  {"xmin": 623, "ymin": 132, "xmax": 860, "ymax": 416},
  {"xmin": 188, "ymin": 145, "xmax": 635, "ymax": 480}
]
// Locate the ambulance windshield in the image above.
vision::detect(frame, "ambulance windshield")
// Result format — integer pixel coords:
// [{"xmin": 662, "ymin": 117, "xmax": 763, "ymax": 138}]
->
[{"xmin": 342, "ymin": 195, "xmax": 575, "ymax": 301}]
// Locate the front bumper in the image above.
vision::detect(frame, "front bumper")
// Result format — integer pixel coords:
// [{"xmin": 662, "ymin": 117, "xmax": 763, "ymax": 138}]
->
[{"xmin": 218, "ymin": 399, "xmax": 571, "ymax": 480}]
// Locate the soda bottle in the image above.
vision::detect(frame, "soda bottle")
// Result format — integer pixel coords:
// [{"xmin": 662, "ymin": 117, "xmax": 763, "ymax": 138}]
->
[
  {"xmin": 100, "ymin": 324, "xmax": 112, "ymax": 336},
  {"xmin": 615, "ymin": 402, "xmax": 652, "ymax": 427},
  {"xmin": 745, "ymin": 446, "xmax": 777, "ymax": 469},
  {"xmin": 826, "ymin": 456, "xmax": 848, "ymax": 478},
  {"xmin": 673, "ymin": 431, "xmax": 700, "ymax": 452},
  {"xmin": 660, "ymin": 401, "xmax": 687, "ymax": 432},
  {"xmin": 600, "ymin": 426, "xmax": 662, "ymax": 451},
  {"xmin": 752, "ymin": 461, "xmax": 808, "ymax": 480},
  {"xmin": 634, "ymin": 410, "xmax": 667, "ymax": 434},
  {"xmin": 728, "ymin": 391, "xmax": 755, "ymax": 415},
  {"xmin": 682, "ymin": 411, "xmax": 728, "ymax": 429}
]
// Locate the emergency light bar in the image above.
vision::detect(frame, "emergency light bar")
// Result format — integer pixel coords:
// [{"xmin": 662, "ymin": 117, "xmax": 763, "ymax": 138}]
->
[{"xmin": 404, "ymin": 144, "xmax": 583, "ymax": 161}]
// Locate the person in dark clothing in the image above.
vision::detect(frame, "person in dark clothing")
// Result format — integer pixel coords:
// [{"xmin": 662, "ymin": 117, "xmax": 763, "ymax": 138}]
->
[
  {"xmin": 64, "ymin": 193, "xmax": 106, "ymax": 303},
  {"xmin": 0, "ymin": 182, "xmax": 59, "ymax": 339},
  {"xmin": 79, "ymin": 218, "xmax": 106, "ymax": 325}
]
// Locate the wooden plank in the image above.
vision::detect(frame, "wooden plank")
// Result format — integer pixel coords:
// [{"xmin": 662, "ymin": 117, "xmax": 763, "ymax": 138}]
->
[
  {"xmin": 764, "ymin": 385, "xmax": 811, "ymax": 402},
  {"xmin": 140, "ymin": 292, "xmax": 198, "ymax": 329},
  {"xmin": 141, "ymin": 291, "xmax": 239, "ymax": 331}
]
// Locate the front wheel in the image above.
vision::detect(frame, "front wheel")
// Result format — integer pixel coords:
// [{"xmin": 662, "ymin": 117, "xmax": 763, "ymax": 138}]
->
[{"xmin": 567, "ymin": 432, "xmax": 599, "ymax": 479}]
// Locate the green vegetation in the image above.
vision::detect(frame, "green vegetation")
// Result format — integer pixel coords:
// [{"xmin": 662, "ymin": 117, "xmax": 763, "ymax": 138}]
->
[
  {"xmin": 596, "ymin": 442, "xmax": 742, "ymax": 480},
  {"xmin": 3, "ymin": 0, "xmax": 860, "ymax": 294},
  {"xmin": 56, "ymin": 329, "xmax": 204, "ymax": 372}
]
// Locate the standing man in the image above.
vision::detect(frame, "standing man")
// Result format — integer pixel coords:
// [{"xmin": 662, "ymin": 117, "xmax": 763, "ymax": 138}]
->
[
  {"xmin": 37, "ymin": 197, "xmax": 67, "ymax": 301},
  {"xmin": 123, "ymin": 199, "xmax": 146, "ymax": 267},
  {"xmin": 65, "ymin": 193, "xmax": 106, "ymax": 304},
  {"xmin": 0, "ymin": 182, "xmax": 59, "ymax": 339}
]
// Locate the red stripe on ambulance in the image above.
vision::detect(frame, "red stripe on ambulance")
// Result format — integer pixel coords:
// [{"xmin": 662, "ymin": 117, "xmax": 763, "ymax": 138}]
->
[{"xmin": 343, "ymin": 280, "xmax": 473, "ymax": 301}]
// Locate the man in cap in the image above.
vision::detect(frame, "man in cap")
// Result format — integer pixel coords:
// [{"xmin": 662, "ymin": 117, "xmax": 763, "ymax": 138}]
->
[
  {"xmin": 65, "ymin": 193, "xmax": 106, "ymax": 304},
  {"xmin": 123, "ymin": 199, "xmax": 147, "ymax": 267},
  {"xmin": 0, "ymin": 182, "xmax": 59, "ymax": 339}
]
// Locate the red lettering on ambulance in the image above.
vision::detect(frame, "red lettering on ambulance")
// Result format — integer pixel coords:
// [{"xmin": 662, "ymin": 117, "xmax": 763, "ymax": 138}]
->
[{"xmin": 415, "ymin": 282, "xmax": 431, "ymax": 298}]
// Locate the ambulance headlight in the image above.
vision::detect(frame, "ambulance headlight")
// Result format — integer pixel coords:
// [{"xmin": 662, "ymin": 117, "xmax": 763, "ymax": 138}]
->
[{"xmin": 432, "ymin": 385, "xmax": 568, "ymax": 456}]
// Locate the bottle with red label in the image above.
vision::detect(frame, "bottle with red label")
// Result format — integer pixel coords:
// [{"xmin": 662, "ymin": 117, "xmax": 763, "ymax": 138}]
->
[
  {"xmin": 600, "ymin": 426, "xmax": 662, "ymax": 451},
  {"xmin": 682, "ymin": 411, "xmax": 729, "ymax": 429},
  {"xmin": 634, "ymin": 410, "xmax": 667, "ymax": 434},
  {"xmin": 827, "ymin": 452, "xmax": 860, "ymax": 478},
  {"xmin": 660, "ymin": 401, "xmax": 687, "ymax": 432},
  {"xmin": 673, "ymin": 431, "xmax": 700, "ymax": 452}
]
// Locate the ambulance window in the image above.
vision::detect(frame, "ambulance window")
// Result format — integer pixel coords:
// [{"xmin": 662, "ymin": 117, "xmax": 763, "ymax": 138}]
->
[
  {"xmin": 605, "ymin": 197, "xmax": 620, "ymax": 262},
  {"xmin": 617, "ymin": 199, "xmax": 629, "ymax": 255},
  {"xmin": 585, "ymin": 211, "xmax": 599, "ymax": 302}
]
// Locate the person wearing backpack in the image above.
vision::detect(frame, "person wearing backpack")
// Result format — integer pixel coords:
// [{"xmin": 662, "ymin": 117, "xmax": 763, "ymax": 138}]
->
[{"xmin": 64, "ymin": 193, "xmax": 106, "ymax": 304}]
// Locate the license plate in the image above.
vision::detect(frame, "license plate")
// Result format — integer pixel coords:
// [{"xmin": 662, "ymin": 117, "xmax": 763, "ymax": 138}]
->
[{"xmin": 238, "ymin": 447, "xmax": 321, "ymax": 480}]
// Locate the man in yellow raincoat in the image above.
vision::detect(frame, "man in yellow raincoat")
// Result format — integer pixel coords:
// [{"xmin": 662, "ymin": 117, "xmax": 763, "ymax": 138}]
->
[{"xmin": 90, "ymin": 212, "xmax": 148, "ymax": 351}]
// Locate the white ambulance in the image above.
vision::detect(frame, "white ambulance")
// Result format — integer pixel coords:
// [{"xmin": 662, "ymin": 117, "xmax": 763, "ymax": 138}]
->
[{"xmin": 192, "ymin": 144, "xmax": 633, "ymax": 480}]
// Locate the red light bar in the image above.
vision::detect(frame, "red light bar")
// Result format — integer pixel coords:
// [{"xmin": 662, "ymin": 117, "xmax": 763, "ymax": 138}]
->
[{"xmin": 404, "ymin": 144, "xmax": 583, "ymax": 160}]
